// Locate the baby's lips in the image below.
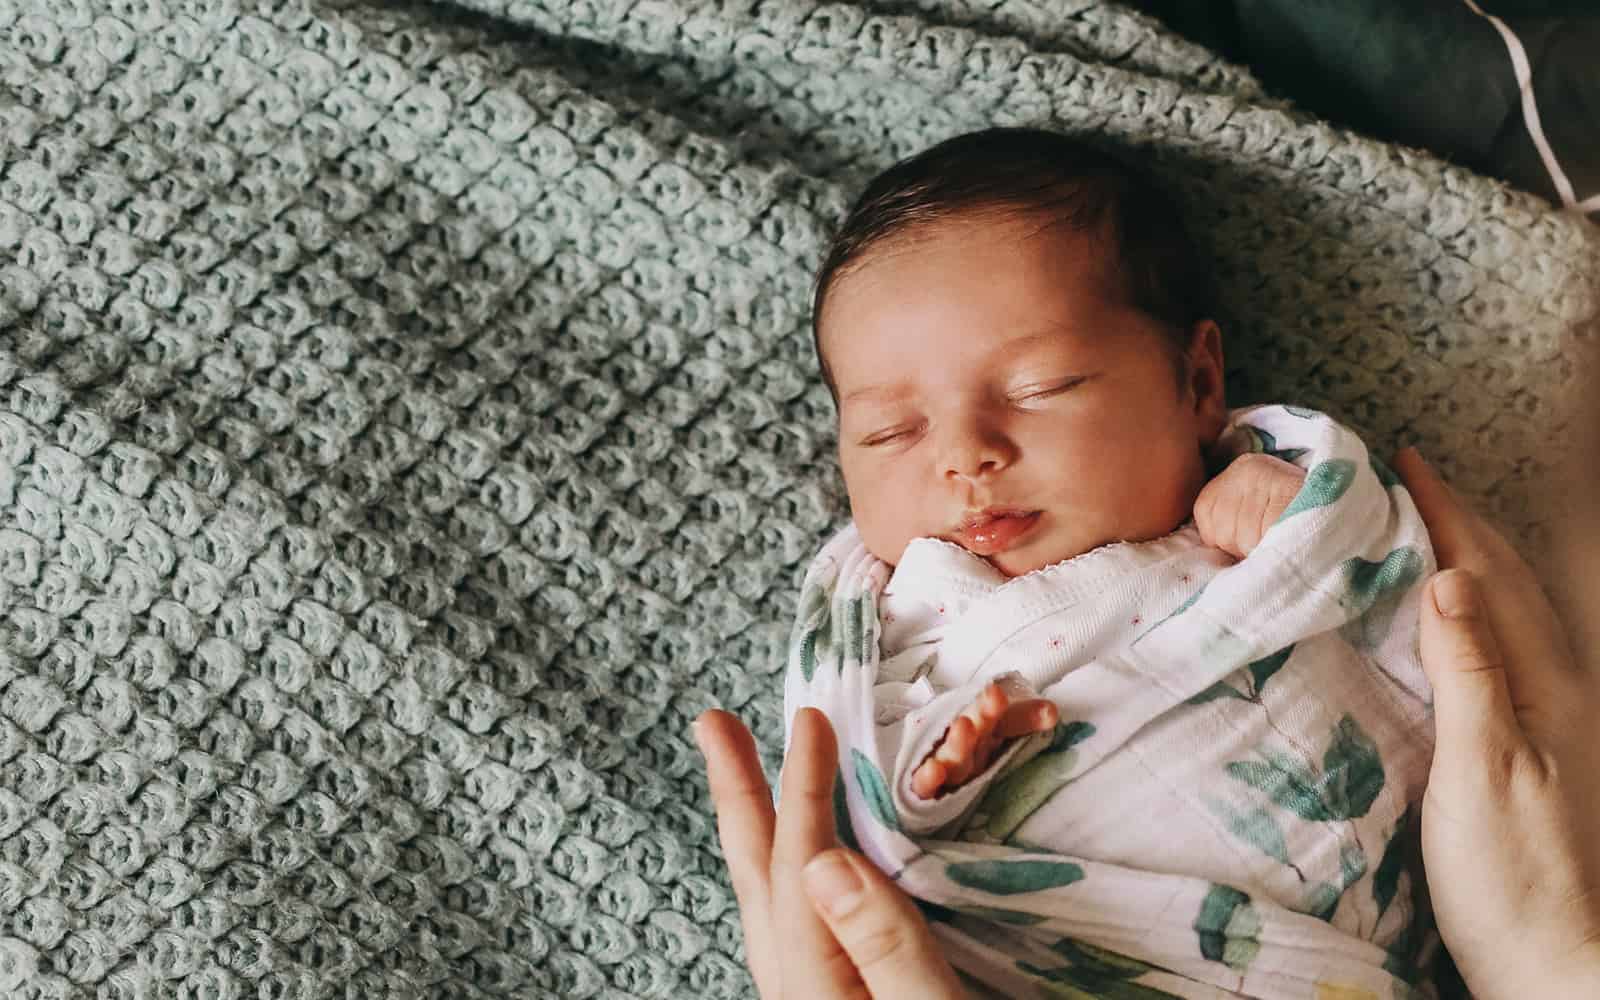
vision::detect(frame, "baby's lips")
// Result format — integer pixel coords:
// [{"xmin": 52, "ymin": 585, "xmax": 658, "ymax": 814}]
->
[
  {"xmin": 953, "ymin": 510, "xmax": 1042, "ymax": 555},
  {"xmin": 957, "ymin": 505, "xmax": 1035, "ymax": 531}
]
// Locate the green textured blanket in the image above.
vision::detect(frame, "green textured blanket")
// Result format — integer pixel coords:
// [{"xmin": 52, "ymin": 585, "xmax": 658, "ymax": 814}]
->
[{"xmin": 0, "ymin": 1, "xmax": 1596, "ymax": 997}]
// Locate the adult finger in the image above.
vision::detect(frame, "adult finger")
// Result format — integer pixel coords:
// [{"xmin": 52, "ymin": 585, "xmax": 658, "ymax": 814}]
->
[
  {"xmin": 1393, "ymin": 448, "xmax": 1584, "ymax": 707},
  {"xmin": 695, "ymin": 709, "xmax": 782, "ymax": 996},
  {"xmin": 1417, "ymin": 570, "xmax": 1527, "ymax": 764},
  {"xmin": 772, "ymin": 708, "xmax": 859, "ymax": 996},
  {"xmin": 1393, "ymin": 447, "xmax": 1528, "ymax": 580},
  {"xmin": 804, "ymin": 849, "xmax": 968, "ymax": 999}
]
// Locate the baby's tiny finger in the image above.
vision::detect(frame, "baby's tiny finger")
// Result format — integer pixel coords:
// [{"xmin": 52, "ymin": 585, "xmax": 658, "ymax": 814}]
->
[
  {"xmin": 913, "ymin": 759, "xmax": 945, "ymax": 799},
  {"xmin": 935, "ymin": 716, "xmax": 975, "ymax": 766},
  {"xmin": 980, "ymin": 682, "xmax": 1008, "ymax": 721},
  {"xmin": 1033, "ymin": 701, "xmax": 1059, "ymax": 731},
  {"xmin": 944, "ymin": 753, "xmax": 975, "ymax": 787},
  {"xmin": 995, "ymin": 699, "xmax": 1059, "ymax": 739}
]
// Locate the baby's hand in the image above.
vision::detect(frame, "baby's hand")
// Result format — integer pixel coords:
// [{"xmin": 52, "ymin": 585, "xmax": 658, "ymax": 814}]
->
[
  {"xmin": 1194, "ymin": 452, "xmax": 1307, "ymax": 559},
  {"xmin": 911, "ymin": 681, "xmax": 1059, "ymax": 799}
]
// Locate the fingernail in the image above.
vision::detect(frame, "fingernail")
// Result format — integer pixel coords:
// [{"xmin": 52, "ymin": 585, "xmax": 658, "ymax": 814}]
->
[
  {"xmin": 1431, "ymin": 570, "xmax": 1480, "ymax": 619},
  {"xmin": 803, "ymin": 851, "xmax": 864, "ymax": 919},
  {"xmin": 690, "ymin": 716, "xmax": 708, "ymax": 756}
]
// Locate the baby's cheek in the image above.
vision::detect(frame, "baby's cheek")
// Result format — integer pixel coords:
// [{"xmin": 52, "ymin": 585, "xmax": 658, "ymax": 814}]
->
[
  {"xmin": 857, "ymin": 512, "xmax": 913, "ymax": 567},
  {"xmin": 842, "ymin": 477, "xmax": 914, "ymax": 565}
]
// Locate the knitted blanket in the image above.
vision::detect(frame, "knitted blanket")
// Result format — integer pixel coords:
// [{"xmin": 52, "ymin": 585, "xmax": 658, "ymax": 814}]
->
[{"xmin": 0, "ymin": 1, "xmax": 1595, "ymax": 998}]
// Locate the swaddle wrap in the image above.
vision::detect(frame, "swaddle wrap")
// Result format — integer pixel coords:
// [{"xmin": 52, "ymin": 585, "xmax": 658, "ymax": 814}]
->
[{"xmin": 783, "ymin": 404, "xmax": 1439, "ymax": 999}]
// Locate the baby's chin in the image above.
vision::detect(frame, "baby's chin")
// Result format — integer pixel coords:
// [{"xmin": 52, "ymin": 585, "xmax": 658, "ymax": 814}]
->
[
  {"xmin": 985, "ymin": 542, "xmax": 1087, "ymax": 579},
  {"xmin": 983, "ymin": 524, "xmax": 1165, "ymax": 578}
]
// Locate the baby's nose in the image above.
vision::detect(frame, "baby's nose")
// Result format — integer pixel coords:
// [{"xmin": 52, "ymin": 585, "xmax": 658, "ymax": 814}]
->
[{"xmin": 941, "ymin": 424, "xmax": 1016, "ymax": 481}]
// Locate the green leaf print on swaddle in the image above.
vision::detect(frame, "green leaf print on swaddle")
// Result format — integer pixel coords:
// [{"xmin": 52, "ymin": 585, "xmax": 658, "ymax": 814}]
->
[
  {"xmin": 851, "ymin": 750, "xmax": 901, "ymax": 833},
  {"xmin": 1184, "ymin": 645, "xmax": 1295, "ymax": 706},
  {"xmin": 1339, "ymin": 843, "xmax": 1369, "ymax": 888},
  {"xmin": 1276, "ymin": 458, "xmax": 1357, "ymax": 522},
  {"xmin": 1202, "ymin": 796, "xmax": 1291, "ymax": 865},
  {"xmin": 794, "ymin": 574, "xmax": 833, "ymax": 682},
  {"xmin": 1224, "ymin": 714, "xmax": 1386, "ymax": 824},
  {"xmin": 1194, "ymin": 884, "xmax": 1261, "ymax": 971},
  {"xmin": 974, "ymin": 721, "xmax": 1097, "ymax": 842},
  {"xmin": 798, "ymin": 629, "xmax": 822, "ymax": 682},
  {"xmin": 1304, "ymin": 881, "xmax": 1342, "ymax": 922},
  {"xmin": 1226, "ymin": 752, "xmax": 1335, "ymax": 822},
  {"xmin": 844, "ymin": 593, "xmax": 873, "ymax": 670},
  {"xmin": 1238, "ymin": 425, "xmax": 1310, "ymax": 465},
  {"xmin": 1217, "ymin": 715, "xmax": 1388, "ymax": 913},
  {"xmin": 1322, "ymin": 715, "xmax": 1387, "ymax": 820},
  {"xmin": 1247, "ymin": 645, "xmax": 1294, "ymax": 696},
  {"xmin": 1344, "ymin": 547, "xmax": 1425, "ymax": 614},
  {"xmin": 1341, "ymin": 546, "xmax": 1425, "ymax": 650},
  {"xmin": 945, "ymin": 858, "xmax": 1085, "ymax": 895},
  {"xmin": 796, "ymin": 581, "xmax": 876, "ymax": 680}
]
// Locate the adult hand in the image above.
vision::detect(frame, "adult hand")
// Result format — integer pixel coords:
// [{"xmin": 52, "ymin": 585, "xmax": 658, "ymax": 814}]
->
[
  {"xmin": 1396, "ymin": 447, "xmax": 1600, "ymax": 1000},
  {"xmin": 693, "ymin": 706, "xmax": 967, "ymax": 999}
]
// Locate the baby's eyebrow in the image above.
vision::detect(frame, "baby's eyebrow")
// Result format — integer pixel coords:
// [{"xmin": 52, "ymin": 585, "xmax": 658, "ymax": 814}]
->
[{"xmin": 842, "ymin": 382, "xmax": 912, "ymax": 404}]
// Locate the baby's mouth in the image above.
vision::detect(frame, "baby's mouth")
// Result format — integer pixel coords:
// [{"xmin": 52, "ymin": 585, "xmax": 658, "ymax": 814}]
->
[{"xmin": 952, "ymin": 508, "xmax": 1042, "ymax": 557}]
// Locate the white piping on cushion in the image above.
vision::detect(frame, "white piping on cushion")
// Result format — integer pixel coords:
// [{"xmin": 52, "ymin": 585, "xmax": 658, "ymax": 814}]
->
[{"xmin": 1461, "ymin": 0, "xmax": 1592, "ymax": 215}]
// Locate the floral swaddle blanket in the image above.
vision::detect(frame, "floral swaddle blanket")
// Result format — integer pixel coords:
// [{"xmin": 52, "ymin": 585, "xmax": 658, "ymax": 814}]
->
[{"xmin": 782, "ymin": 405, "xmax": 1440, "ymax": 999}]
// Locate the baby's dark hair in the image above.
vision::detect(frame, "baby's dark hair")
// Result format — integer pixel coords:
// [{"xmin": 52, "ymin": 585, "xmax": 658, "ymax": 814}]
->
[{"xmin": 811, "ymin": 127, "xmax": 1214, "ymax": 399}]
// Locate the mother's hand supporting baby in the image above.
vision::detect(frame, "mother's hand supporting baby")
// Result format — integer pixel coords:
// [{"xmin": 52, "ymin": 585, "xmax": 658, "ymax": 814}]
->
[
  {"xmin": 695, "ymin": 447, "xmax": 1600, "ymax": 1000},
  {"xmin": 1396, "ymin": 448, "xmax": 1600, "ymax": 1000},
  {"xmin": 693, "ymin": 706, "xmax": 967, "ymax": 999}
]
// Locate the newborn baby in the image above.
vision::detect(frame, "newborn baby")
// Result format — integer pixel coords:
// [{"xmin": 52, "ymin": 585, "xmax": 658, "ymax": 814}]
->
[{"xmin": 783, "ymin": 128, "xmax": 1439, "ymax": 999}]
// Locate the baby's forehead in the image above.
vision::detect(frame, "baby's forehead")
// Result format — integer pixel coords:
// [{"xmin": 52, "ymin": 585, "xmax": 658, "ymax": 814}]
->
[
  {"xmin": 827, "ymin": 226, "xmax": 1125, "ymax": 327},
  {"xmin": 852, "ymin": 210, "xmax": 1122, "ymax": 289}
]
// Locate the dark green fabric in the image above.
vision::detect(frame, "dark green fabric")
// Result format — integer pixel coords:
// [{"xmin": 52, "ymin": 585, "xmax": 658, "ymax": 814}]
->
[{"xmin": 1132, "ymin": 0, "xmax": 1600, "ymax": 216}]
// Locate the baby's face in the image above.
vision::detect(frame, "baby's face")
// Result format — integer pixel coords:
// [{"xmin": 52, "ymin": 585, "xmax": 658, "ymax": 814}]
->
[{"xmin": 821, "ymin": 214, "xmax": 1226, "ymax": 577}]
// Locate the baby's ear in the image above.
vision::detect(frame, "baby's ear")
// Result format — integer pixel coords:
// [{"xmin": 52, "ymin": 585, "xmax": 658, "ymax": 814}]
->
[{"xmin": 1184, "ymin": 319, "xmax": 1228, "ymax": 443}]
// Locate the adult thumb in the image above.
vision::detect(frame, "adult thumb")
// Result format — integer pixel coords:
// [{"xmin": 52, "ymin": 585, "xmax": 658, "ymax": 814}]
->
[
  {"xmin": 1418, "ymin": 569, "xmax": 1525, "ymax": 761},
  {"xmin": 802, "ymin": 850, "xmax": 967, "ymax": 999}
]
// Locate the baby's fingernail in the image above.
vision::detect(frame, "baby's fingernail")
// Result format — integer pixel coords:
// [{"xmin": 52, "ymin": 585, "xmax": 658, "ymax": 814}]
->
[
  {"xmin": 804, "ymin": 851, "xmax": 864, "ymax": 918},
  {"xmin": 1430, "ymin": 570, "xmax": 1480, "ymax": 619},
  {"xmin": 690, "ymin": 716, "xmax": 708, "ymax": 756}
]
